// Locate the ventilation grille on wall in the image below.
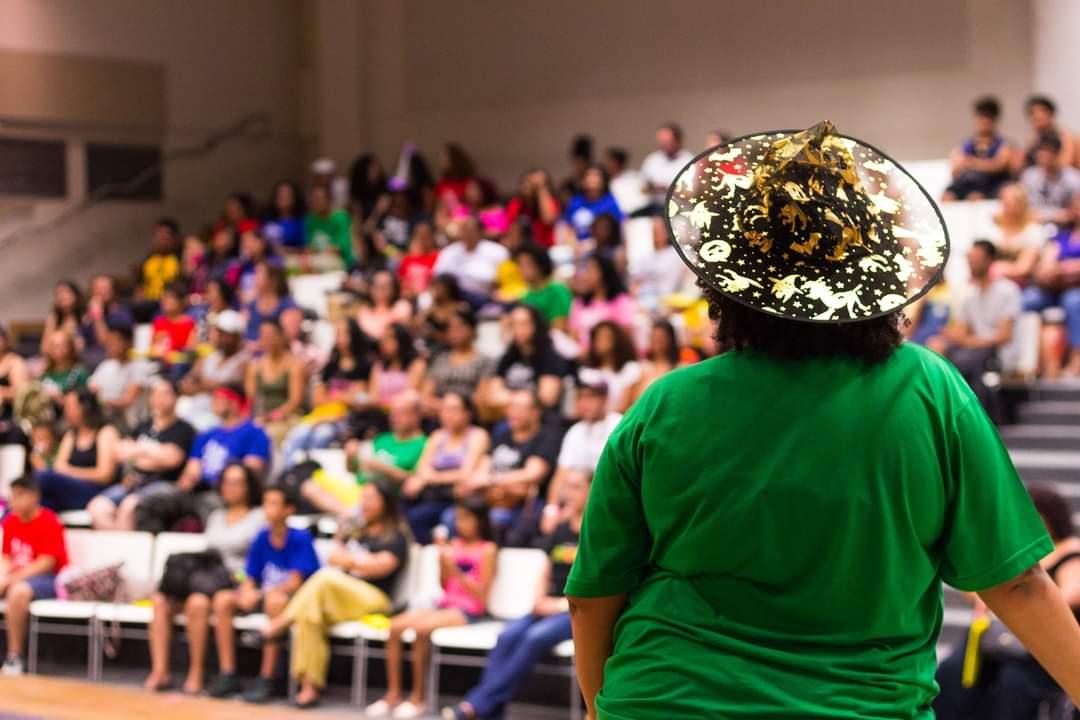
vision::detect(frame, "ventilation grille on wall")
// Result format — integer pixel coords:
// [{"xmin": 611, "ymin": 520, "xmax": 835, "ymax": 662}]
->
[{"xmin": 0, "ymin": 137, "xmax": 66, "ymax": 197}]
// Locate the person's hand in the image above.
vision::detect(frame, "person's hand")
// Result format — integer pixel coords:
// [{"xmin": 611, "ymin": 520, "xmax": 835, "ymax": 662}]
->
[
  {"xmin": 327, "ymin": 546, "xmax": 353, "ymax": 571},
  {"xmin": 0, "ymin": 573, "xmax": 10, "ymax": 596},
  {"xmin": 176, "ymin": 472, "xmax": 199, "ymax": 493},
  {"xmin": 402, "ymin": 475, "xmax": 425, "ymax": 499},
  {"xmin": 540, "ymin": 503, "xmax": 562, "ymax": 536},
  {"xmin": 941, "ymin": 324, "xmax": 966, "ymax": 345},
  {"xmin": 114, "ymin": 438, "xmax": 138, "ymax": 464},
  {"xmin": 439, "ymin": 547, "xmax": 460, "ymax": 577},
  {"xmin": 237, "ymin": 585, "xmax": 261, "ymax": 612}
]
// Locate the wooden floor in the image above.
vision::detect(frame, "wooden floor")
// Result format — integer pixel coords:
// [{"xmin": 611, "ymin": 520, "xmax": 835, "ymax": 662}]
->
[{"xmin": 0, "ymin": 675, "xmax": 330, "ymax": 720}]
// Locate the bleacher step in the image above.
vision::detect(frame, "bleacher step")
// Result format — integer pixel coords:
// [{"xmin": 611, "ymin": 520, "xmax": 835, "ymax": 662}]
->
[
  {"xmin": 1030, "ymin": 383, "xmax": 1080, "ymax": 403},
  {"xmin": 1017, "ymin": 402, "xmax": 1080, "ymax": 426},
  {"xmin": 1000, "ymin": 424, "xmax": 1080, "ymax": 451}
]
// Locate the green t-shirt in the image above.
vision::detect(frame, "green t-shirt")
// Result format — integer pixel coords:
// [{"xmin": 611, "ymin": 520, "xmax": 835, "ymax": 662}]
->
[
  {"xmin": 303, "ymin": 210, "xmax": 354, "ymax": 267},
  {"xmin": 521, "ymin": 281, "xmax": 573, "ymax": 323},
  {"xmin": 358, "ymin": 432, "xmax": 427, "ymax": 484},
  {"xmin": 565, "ymin": 342, "xmax": 1052, "ymax": 719}
]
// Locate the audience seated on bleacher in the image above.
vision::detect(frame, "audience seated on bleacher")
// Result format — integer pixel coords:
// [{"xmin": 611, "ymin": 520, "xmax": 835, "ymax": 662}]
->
[
  {"xmin": 369, "ymin": 323, "xmax": 427, "ymax": 415},
  {"xmin": 177, "ymin": 309, "xmax": 250, "ymax": 431},
  {"xmin": 443, "ymin": 472, "xmax": 588, "ymax": 720},
  {"xmin": 1025, "ymin": 192, "xmax": 1080, "ymax": 377},
  {"xmin": 942, "ymin": 96, "xmax": 1012, "ymax": 201},
  {"xmin": 230, "ymin": 230, "xmax": 281, "ymax": 307},
  {"xmin": 935, "ymin": 483, "xmax": 1080, "ymax": 719},
  {"xmin": 370, "ymin": 496, "xmax": 496, "ymax": 720},
  {"xmin": 264, "ymin": 481, "xmax": 409, "ymax": 709},
  {"xmin": 224, "ymin": 484, "xmax": 319, "ymax": 704},
  {"xmin": 38, "ymin": 330, "xmax": 89, "ymax": 403},
  {"xmin": 36, "ymin": 390, "xmax": 121, "ymax": 513},
  {"xmin": 543, "ymin": 372, "xmax": 617, "ymax": 515},
  {"xmin": 432, "ymin": 216, "xmax": 509, "ymax": 307},
  {"xmin": 580, "ymin": 322, "xmax": 641, "ymax": 415},
  {"xmin": 150, "ymin": 284, "xmax": 197, "ymax": 373},
  {"xmin": 397, "ymin": 222, "xmax": 440, "ymax": 299},
  {"xmin": 569, "ymin": 253, "xmax": 636, "ymax": 351},
  {"xmin": 138, "ymin": 218, "xmax": 183, "ymax": 303},
  {"xmin": 421, "ymin": 308, "xmax": 494, "ymax": 418},
  {"xmin": 88, "ymin": 378, "xmax": 195, "ymax": 530},
  {"xmin": 515, "ymin": 244, "xmax": 573, "ymax": 333},
  {"xmin": 0, "ymin": 324, "xmax": 30, "ymax": 444},
  {"xmin": 190, "ymin": 278, "xmax": 236, "ymax": 345},
  {"xmin": 81, "ymin": 274, "xmax": 133, "ymax": 368},
  {"xmin": 88, "ymin": 323, "xmax": 152, "ymax": 430},
  {"xmin": 1020, "ymin": 138, "xmax": 1080, "ymax": 225},
  {"xmin": 41, "ymin": 281, "xmax": 84, "ymax": 355},
  {"xmin": 246, "ymin": 319, "xmax": 305, "ymax": 447},
  {"xmin": 1, "ymin": 473, "xmax": 68, "ymax": 678},
  {"xmin": 305, "ymin": 184, "xmax": 355, "ymax": 270},
  {"xmin": 144, "ymin": 462, "xmax": 264, "ymax": 696},
  {"xmin": 560, "ymin": 165, "xmax": 624, "ymax": 244},
  {"xmin": 506, "ymin": 170, "xmax": 561, "ymax": 249},
  {"xmin": 620, "ymin": 320, "xmax": 680, "ymax": 411},
  {"xmin": 404, "ymin": 391, "xmax": 490, "ymax": 544},
  {"xmin": 303, "ymin": 392, "xmax": 427, "ymax": 518},
  {"xmin": 358, "ymin": 270, "xmax": 414, "ymax": 343},
  {"xmin": 162, "ymin": 385, "xmax": 270, "ymax": 527},
  {"xmin": 1015, "ymin": 95, "xmax": 1076, "ymax": 174},
  {"xmin": 603, "ymin": 147, "xmax": 647, "ymax": 218},
  {"xmin": 480, "ymin": 306, "xmax": 568, "ymax": 421},
  {"xmin": 282, "ymin": 317, "xmax": 373, "ymax": 466},
  {"xmin": 639, "ymin": 122, "xmax": 693, "ymax": 212},
  {"xmin": 987, "ymin": 183, "xmax": 1047, "ymax": 284},
  {"xmin": 262, "ymin": 180, "xmax": 307, "ymax": 252},
  {"xmin": 245, "ymin": 263, "xmax": 296, "ymax": 344},
  {"xmin": 927, "ymin": 241, "xmax": 1020, "ymax": 419}
]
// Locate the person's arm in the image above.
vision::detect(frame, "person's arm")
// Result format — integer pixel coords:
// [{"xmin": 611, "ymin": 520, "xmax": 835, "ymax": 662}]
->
[
  {"xmin": 8, "ymin": 554, "xmax": 57, "ymax": 584},
  {"xmin": 996, "ymin": 246, "xmax": 1041, "ymax": 283},
  {"xmin": 177, "ymin": 458, "xmax": 202, "ymax": 492},
  {"xmin": 40, "ymin": 315, "xmax": 57, "ymax": 354},
  {"xmin": 244, "ymin": 362, "xmax": 257, "ymax": 414},
  {"xmin": 363, "ymin": 454, "xmax": 415, "ymax": 484},
  {"xmin": 948, "ymin": 146, "xmax": 967, "ymax": 178},
  {"xmin": 979, "ymin": 564, "xmax": 1080, "ymax": 704},
  {"xmin": 0, "ymin": 357, "xmax": 28, "ymax": 403},
  {"xmin": 126, "ymin": 439, "xmax": 187, "ymax": 473},
  {"xmin": 425, "ymin": 430, "xmax": 490, "ymax": 486},
  {"xmin": 278, "ymin": 570, "xmax": 305, "ymax": 595},
  {"xmin": 491, "ymin": 456, "xmax": 550, "ymax": 488},
  {"xmin": 406, "ymin": 358, "xmax": 427, "ymax": 391},
  {"xmin": 533, "ymin": 561, "xmax": 571, "ymax": 617},
  {"xmin": 956, "ymin": 316, "xmax": 1014, "ymax": 351},
  {"xmin": 538, "ymin": 187, "xmax": 560, "ymax": 225},
  {"xmin": 1054, "ymin": 558, "xmax": 1080, "ymax": 608},
  {"xmin": 537, "ymin": 375, "xmax": 562, "ymax": 408},
  {"xmin": 569, "ymin": 593, "xmax": 627, "ymax": 718}
]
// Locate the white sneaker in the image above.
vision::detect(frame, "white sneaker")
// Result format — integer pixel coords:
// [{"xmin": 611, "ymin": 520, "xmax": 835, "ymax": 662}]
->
[
  {"xmin": 1, "ymin": 655, "xmax": 24, "ymax": 677},
  {"xmin": 364, "ymin": 699, "xmax": 393, "ymax": 718},
  {"xmin": 392, "ymin": 701, "xmax": 428, "ymax": 719}
]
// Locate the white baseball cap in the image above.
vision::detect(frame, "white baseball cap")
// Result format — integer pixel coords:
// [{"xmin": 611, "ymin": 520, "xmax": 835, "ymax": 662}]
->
[{"xmin": 213, "ymin": 309, "xmax": 246, "ymax": 335}]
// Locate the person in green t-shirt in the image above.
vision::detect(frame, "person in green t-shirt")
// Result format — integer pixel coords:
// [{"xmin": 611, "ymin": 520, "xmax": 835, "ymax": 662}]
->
[
  {"xmin": 350, "ymin": 390, "xmax": 426, "ymax": 489},
  {"xmin": 516, "ymin": 244, "xmax": 572, "ymax": 331},
  {"xmin": 566, "ymin": 123, "xmax": 1080, "ymax": 719},
  {"xmin": 303, "ymin": 184, "xmax": 354, "ymax": 268}
]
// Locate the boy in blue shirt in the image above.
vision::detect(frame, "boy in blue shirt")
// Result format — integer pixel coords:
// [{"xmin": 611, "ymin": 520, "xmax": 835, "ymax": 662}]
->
[{"xmin": 210, "ymin": 484, "xmax": 319, "ymax": 703}]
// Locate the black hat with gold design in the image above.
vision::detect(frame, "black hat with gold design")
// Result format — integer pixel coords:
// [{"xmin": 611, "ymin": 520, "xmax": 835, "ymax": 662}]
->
[{"xmin": 665, "ymin": 121, "xmax": 949, "ymax": 323}]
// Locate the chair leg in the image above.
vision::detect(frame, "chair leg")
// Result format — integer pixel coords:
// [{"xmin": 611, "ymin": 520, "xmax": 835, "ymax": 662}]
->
[
  {"xmin": 89, "ymin": 619, "xmax": 100, "ymax": 681},
  {"xmin": 351, "ymin": 639, "xmax": 368, "ymax": 707},
  {"xmin": 27, "ymin": 616, "xmax": 39, "ymax": 674},
  {"xmin": 427, "ymin": 644, "xmax": 440, "ymax": 710},
  {"xmin": 569, "ymin": 662, "xmax": 582, "ymax": 720}
]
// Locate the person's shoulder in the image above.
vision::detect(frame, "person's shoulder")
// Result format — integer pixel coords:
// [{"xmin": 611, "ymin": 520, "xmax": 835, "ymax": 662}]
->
[
  {"xmin": 287, "ymin": 526, "xmax": 315, "ymax": 546},
  {"xmin": 990, "ymin": 277, "xmax": 1022, "ymax": 297}
]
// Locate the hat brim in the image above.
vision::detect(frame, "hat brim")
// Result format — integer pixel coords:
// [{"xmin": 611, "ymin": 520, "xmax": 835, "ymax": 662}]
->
[{"xmin": 665, "ymin": 130, "xmax": 949, "ymax": 324}]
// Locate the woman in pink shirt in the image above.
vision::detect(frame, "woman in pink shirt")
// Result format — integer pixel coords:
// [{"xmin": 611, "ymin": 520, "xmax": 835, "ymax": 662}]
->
[
  {"xmin": 569, "ymin": 252, "xmax": 637, "ymax": 350},
  {"xmin": 369, "ymin": 497, "xmax": 497, "ymax": 719},
  {"xmin": 357, "ymin": 270, "xmax": 414, "ymax": 342}
]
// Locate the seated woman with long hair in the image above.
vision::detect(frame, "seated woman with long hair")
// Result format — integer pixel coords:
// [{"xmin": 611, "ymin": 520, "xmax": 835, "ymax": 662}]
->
[
  {"xmin": 36, "ymin": 389, "xmax": 120, "ymax": 512},
  {"xmin": 144, "ymin": 463, "xmax": 264, "ymax": 695},
  {"xmin": 260, "ymin": 481, "xmax": 410, "ymax": 709},
  {"xmin": 366, "ymin": 497, "xmax": 497, "ymax": 719},
  {"xmin": 402, "ymin": 391, "xmax": 490, "ymax": 544},
  {"xmin": 618, "ymin": 320, "xmax": 681, "ymax": 413}
]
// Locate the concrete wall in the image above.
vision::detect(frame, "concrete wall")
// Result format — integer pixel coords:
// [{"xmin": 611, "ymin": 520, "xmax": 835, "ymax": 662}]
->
[
  {"xmin": 0, "ymin": 0, "xmax": 306, "ymax": 321},
  {"xmin": 1033, "ymin": 0, "xmax": 1080, "ymax": 131},
  {"xmin": 355, "ymin": 0, "xmax": 1034, "ymax": 190}
]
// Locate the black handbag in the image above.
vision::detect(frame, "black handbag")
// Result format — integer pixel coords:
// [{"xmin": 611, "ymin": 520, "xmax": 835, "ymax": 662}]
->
[{"xmin": 159, "ymin": 550, "xmax": 234, "ymax": 601}]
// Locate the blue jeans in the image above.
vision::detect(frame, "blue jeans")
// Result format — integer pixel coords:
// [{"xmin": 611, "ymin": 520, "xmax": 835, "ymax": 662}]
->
[
  {"xmin": 1022, "ymin": 286, "xmax": 1080, "ymax": 347},
  {"xmin": 404, "ymin": 499, "xmax": 452, "ymax": 545},
  {"xmin": 281, "ymin": 420, "xmax": 342, "ymax": 469},
  {"xmin": 25, "ymin": 573, "xmax": 58, "ymax": 600},
  {"xmin": 464, "ymin": 612, "xmax": 573, "ymax": 718},
  {"xmin": 36, "ymin": 469, "xmax": 108, "ymax": 512}
]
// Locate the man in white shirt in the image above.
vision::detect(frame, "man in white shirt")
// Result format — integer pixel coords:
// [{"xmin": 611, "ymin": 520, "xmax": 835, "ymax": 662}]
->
[
  {"xmin": 640, "ymin": 123, "xmax": 694, "ymax": 210},
  {"xmin": 432, "ymin": 215, "xmax": 509, "ymax": 303},
  {"xmin": 604, "ymin": 147, "xmax": 648, "ymax": 217},
  {"xmin": 544, "ymin": 370, "xmax": 621, "ymax": 520}
]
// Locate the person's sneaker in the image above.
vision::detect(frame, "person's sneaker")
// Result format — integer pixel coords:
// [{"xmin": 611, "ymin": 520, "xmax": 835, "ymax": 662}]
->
[
  {"xmin": 207, "ymin": 672, "xmax": 242, "ymax": 699},
  {"xmin": 1, "ymin": 655, "xmax": 24, "ymax": 677},
  {"xmin": 242, "ymin": 676, "xmax": 276, "ymax": 704}
]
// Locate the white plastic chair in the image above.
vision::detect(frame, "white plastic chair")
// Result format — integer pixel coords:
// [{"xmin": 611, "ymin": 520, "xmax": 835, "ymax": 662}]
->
[
  {"xmin": 428, "ymin": 548, "xmax": 581, "ymax": 719},
  {"xmin": 0, "ymin": 443, "xmax": 26, "ymax": 499},
  {"xmin": 29, "ymin": 530, "xmax": 154, "ymax": 679}
]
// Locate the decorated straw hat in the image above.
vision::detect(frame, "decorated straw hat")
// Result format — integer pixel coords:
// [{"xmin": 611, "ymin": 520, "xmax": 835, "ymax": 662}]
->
[{"xmin": 665, "ymin": 121, "xmax": 949, "ymax": 323}]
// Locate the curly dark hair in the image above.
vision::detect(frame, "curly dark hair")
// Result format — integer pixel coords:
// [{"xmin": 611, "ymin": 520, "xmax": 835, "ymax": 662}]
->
[
  {"xmin": 699, "ymin": 277, "xmax": 902, "ymax": 364},
  {"xmin": 1028, "ymin": 483, "xmax": 1073, "ymax": 541}
]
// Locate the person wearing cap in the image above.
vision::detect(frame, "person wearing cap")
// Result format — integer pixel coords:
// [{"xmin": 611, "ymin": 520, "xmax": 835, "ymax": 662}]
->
[
  {"xmin": 542, "ymin": 369, "xmax": 620, "ymax": 536},
  {"xmin": 565, "ymin": 123, "xmax": 1080, "ymax": 718},
  {"xmin": 178, "ymin": 309, "xmax": 251, "ymax": 431},
  {"xmin": 1, "ymin": 474, "xmax": 69, "ymax": 677}
]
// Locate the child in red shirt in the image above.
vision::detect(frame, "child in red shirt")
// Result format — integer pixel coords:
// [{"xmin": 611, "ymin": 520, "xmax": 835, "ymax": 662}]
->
[
  {"xmin": 1, "ymin": 473, "xmax": 68, "ymax": 676},
  {"xmin": 151, "ymin": 282, "xmax": 196, "ymax": 367}
]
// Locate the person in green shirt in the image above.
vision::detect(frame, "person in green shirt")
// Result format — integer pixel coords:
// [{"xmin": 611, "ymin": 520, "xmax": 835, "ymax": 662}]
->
[
  {"xmin": 303, "ymin": 184, "xmax": 355, "ymax": 268},
  {"xmin": 566, "ymin": 122, "xmax": 1080, "ymax": 719},
  {"xmin": 351, "ymin": 390, "xmax": 426, "ymax": 489},
  {"xmin": 516, "ymin": 244, "xmax": 572, "ymax": 331}
]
